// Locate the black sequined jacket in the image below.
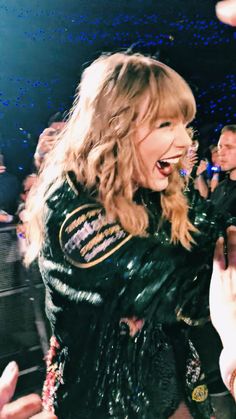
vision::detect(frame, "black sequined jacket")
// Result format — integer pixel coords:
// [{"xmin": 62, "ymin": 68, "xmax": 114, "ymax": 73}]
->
[{"xmin": 39, "ymin": 172, "xmax": 232, "ymax": 419}]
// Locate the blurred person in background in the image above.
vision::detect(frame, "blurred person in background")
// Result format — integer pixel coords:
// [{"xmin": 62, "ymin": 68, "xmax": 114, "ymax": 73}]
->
[
  {"xmin": 211, "ymin": 125, "xmax": 236, "ymax": 218},
  {"xmin": 17, "ymin": 173, "xmax": 38, "ymax": 254},
  {"xmin": 195, "ymin": 144, "xmax": 223, "ymax": 199},
  {"xmin": 34, "ymin": 112, "xmax": 66, "ymax": 170},
  {"xmin": 0, "ymin": 151, "xmax": 20, "ymax": 225}
]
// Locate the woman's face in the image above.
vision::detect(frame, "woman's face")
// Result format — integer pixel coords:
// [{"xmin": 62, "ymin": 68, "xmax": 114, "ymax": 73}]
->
[{"xmin": 134, "ymin": 105, "xmax": 192, "ymax": 191}]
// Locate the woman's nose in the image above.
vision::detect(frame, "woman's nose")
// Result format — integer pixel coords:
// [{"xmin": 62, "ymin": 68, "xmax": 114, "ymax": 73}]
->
[{"xmin": 175, "ymin": 124, "xmax": 192, "ymax": 148}]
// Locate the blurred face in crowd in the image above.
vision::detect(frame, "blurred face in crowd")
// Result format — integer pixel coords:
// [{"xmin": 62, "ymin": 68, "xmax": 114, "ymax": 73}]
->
[
  {"xmin": 49, "ymin": 121, "xmax": 66, "ymax": 132},
  {"xmin": 20, "ymin": 174, "xmax": 37, "ymax": 202},
  {"xmin": 135, "ymin": 99, "xmax": 192, "ymax": 191},
  {"xmin": 210, "ymin": 147, "xmax": 219, "ymax": 166},
  {"xmin": 218, "ymin": 130, "xmax": 236, "ymax": 177}
]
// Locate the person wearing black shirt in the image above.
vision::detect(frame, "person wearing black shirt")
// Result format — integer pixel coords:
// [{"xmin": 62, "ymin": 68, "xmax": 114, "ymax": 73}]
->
[
  {"xmin": 0, "ymin": 153, "xmax": 20, "ymax": 225},
  {"xmin": 211, "ymin": 125, "xmax": 236, "ymax": 218}
]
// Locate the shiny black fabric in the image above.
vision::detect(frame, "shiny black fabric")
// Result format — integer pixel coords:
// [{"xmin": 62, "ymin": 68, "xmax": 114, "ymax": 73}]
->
[
  {"xmin": 39, "ymin": 173, "xmax": 233, "ymax": 418},
  {"xmin": 211, "ymin": 176, "xmax": 236, "ymax": 218}
]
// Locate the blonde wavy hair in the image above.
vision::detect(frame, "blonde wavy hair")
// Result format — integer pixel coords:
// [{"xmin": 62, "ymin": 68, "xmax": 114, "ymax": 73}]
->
[{"xmin": 25, "ymin": 52, "xmax": 197, "ymax": 265}]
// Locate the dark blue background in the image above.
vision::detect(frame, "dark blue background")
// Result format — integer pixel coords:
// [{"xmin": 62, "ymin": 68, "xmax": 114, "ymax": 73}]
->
[{"xmin": 0, "ymin": 0, "xmax": 235, "ymax": 178}]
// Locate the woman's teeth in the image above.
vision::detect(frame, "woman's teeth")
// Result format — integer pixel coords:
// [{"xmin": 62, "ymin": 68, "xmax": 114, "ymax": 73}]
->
[
  {"xmin": 156, "ymin": 157, "xmax": 180, "ymax": 176},
  {"xmin": 156, "ymin": 160, "xmax": 169, "ymax": 169},
  {"xmin": 156, "ymin": 157, "xmax": 179, "ymax": 169}
]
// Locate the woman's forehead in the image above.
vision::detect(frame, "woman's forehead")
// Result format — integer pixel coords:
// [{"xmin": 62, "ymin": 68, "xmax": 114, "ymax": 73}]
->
[{"xmin": 136, "ymin": 90, "xmax": 193, "ymax": 119}]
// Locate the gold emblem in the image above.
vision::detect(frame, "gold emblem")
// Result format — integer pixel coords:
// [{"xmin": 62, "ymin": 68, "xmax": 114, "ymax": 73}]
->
[
  {"xmin": 59, "ymin": 203, "xmax": 132, "ymax": 268},
  {"xmin": 192, "ymin": 385, "xmax": 208, "ymax": 402}
]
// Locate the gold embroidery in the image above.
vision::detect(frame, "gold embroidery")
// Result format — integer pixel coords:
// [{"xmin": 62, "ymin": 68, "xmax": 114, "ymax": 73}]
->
[
  {"xmin": 176, "ymin": 308, "xmax": 210, "ymax": 327},
  {"xmin": 192, "ymin": 385, "xmax": 208, "ymax": 402},
  {"xmin": 80, "ymin": 225, "xmax": 122, "ymax": 257},
  {"xmin": 59, "ymin": 203, "xmax": 133, "ymax": 268},
  {"xmin": 66, "ymin": 209, "xmax": 101, "ymax": 234},
  {"xmin": 63, "ymin": 234, "xmax": 132, "ymax": 268}
]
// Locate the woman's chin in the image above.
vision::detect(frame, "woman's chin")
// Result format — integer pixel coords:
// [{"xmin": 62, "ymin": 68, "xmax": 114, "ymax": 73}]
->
[{"xmin": 147, "ymin": 176, "xmax": 169, "ymax": 192}]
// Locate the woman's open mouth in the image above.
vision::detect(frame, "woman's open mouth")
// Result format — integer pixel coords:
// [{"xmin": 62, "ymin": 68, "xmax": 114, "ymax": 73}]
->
[{"xmin": 156, "ymin": 157, "xmax": 180, "ymax": 176}]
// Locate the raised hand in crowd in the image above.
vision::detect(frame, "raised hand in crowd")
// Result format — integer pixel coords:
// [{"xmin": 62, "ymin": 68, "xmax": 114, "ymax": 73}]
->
[
  {"xmin": 181, "ymin": 141, "xmax": 199, "ymax": 177},
  {"xmin": 0, "ymin": 211, "xmax": 13, "ymax": 224},
  {"xmin": 34, "ymin": 128, "xmax": 60, "ymax": 170},
  {"xmin": 0, "ymin": 361, "xmax": 57, "ymax": 419},
  {"xmin": 194, "ymin": 159, "xmax": 209, "ymax": 199},
  {"xmin": 34, "ymin": 114, "xmax": 66, "ymax": 170},
  {"xmin": 210, "ymin": 226, "xmax": 236, "ymax": 398},
  {"xmin": 196, "ymin": 159, "xmax": 208, "ymax": 178},
  {"xmin": 216, "ymin": 0, "xmax": 236, "ymax": 25}
]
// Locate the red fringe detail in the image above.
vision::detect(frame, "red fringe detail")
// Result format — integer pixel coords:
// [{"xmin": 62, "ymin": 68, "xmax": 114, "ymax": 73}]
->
[{"xmin": 42, "ymin": 336, "xmax": 62, "ymax": 413}]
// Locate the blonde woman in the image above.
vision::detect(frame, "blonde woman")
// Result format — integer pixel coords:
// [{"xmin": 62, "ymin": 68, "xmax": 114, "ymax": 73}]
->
[{"xmin": 25, "ymin": 53, "xmax": 230, "ymax": 418}]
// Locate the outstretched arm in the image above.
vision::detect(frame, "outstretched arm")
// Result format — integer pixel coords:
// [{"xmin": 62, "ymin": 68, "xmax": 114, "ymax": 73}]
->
[{"xmin": 210, "ymin": 226, "xmax": 236, "ymax": 398}]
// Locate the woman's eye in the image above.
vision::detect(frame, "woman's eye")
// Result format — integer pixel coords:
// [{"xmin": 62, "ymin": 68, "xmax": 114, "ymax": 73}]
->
[{"xmin": 158, "ymin": 121, "xmax": 172, "ymax": 128}]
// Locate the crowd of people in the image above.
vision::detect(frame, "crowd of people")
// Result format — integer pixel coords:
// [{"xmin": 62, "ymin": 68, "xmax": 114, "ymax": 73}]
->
[
  {"xmin": 0, "ymin": 114, "xmax": 65, "ymax": 419},
  {"xmin": 0, "ymin": 1, "xmax": 236, "ymax": 418}
]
